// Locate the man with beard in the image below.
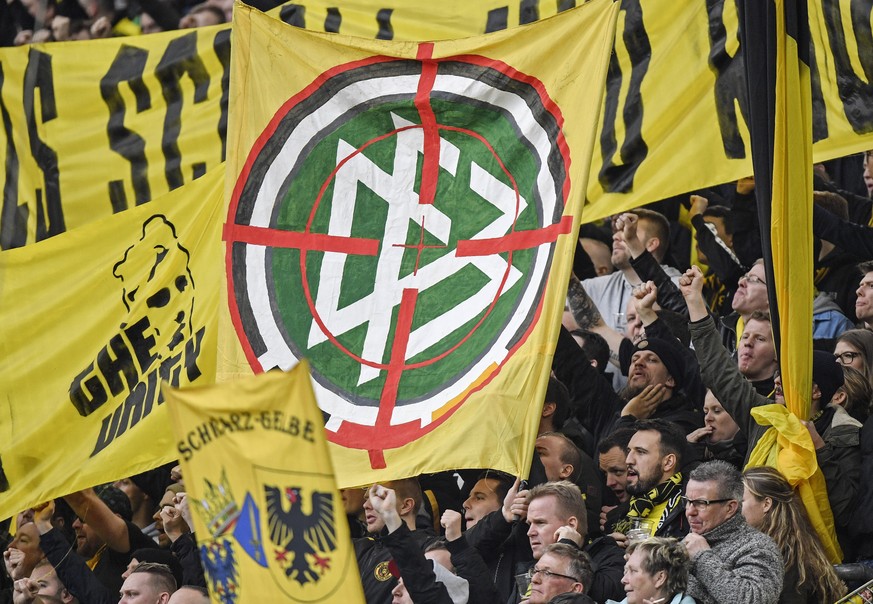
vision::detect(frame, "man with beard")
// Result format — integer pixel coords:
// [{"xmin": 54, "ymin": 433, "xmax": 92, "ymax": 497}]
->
[
  {"xmin": 604, "ymin": 420, "xmax": 690, "ymax": 548},
  {"xmin": 616, "ymin": 338, "xmax": 702, "ymax": 436},
  {"xmin": 553, "ymin": 323, "xmax": 702, "ymax": 450}
]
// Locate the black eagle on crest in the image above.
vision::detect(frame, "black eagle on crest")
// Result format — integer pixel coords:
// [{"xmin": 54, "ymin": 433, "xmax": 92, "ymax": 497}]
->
[{"xmin": 265, "ymin": 485, "xmax": 337, "ymax": 585}]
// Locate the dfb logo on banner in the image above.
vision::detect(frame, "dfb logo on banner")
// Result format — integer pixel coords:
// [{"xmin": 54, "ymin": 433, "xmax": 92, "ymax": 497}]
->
[{"xmin": 224, "ymin": 48, "xmax": 572, "ymax": 467}]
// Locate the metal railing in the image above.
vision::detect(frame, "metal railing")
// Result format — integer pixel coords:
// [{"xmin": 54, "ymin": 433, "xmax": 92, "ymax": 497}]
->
[{"xmin": 835, "ymin": 578, "xmax": 873, "ymax": 604}]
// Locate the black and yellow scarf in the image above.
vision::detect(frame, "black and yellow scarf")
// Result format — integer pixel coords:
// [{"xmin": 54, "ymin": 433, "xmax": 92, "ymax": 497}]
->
[{"xmin": 615, "ymin": 473, "xmax": 683, "ymax": 534}]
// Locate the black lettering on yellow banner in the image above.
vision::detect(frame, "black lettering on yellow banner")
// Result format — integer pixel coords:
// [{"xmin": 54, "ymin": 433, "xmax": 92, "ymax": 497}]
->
[
  {"xmin": 279, "ymin": 4, "xmax": 306, "ymax": 27},
  {"xmin": 0, "ymin": 62, "xmax": 24, "ymax": 250},
  {"xmin": 23, "ymin": 49, "xmax": 63, "ymax": 240},
  {"xmin": 820, "ymin": 0, "xmax": 873, "ymax": 134},
  {"xmin": 176, "ymin": 411, "xmax": 315, "ymax": 461},
  {"xmin": 706, "ymin": 0, "xmax": 750, "ymax": 160},
  {"xmin": 101, "ymin": 45, "xmax": 152, "ymax": 210},
  {"xmin": 156, "ymin": 32, "xmax": 211, "ymax": 190},
  {"xmin": 90, "ymin": 325, "xmax": 205, "ymax": 456},
  {"xmin": 215, "ymin": 29, "xmax": 231, "ymax": 160},
  {"xmin": 598, "ymin": 0, "xmax": 649, "ymax": 194},
  {"xmin": 809, "ymin": 33, "xmax": 829, "ymax": 143}
]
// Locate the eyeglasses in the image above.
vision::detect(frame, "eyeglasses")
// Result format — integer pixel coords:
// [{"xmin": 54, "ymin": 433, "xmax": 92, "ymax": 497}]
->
[
  {"xmin": 681, "ymin": 496, "xmax": 734, "ymax": 510},
  {"xmin": 739, "ymin": 273, "xmax": 766, "ymax": 286},
  {"xmin": 527, "ymin": 567, "xmax": 581, "ymax": 582},
  {"xmin": 835, "ymin": 351, "xmax": 861, "ymax": 365}
]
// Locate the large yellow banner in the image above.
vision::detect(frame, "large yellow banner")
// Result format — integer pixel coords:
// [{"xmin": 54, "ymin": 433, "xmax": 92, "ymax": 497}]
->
[
  {"xmin": 164, "ymin": 363, "xmax": 365, "ymax": 603},
  {"xmin": 219, "ymin": 1, "xmax": 617, "ymax": 486},
  {"xmin": 1, "ymin": 0, "xmax": 870, "ymax": 247},
  {"xmin": 0, "ymin": 25, "xmax": 230, "ymax": 247},
  {"xmin": 0, "ymin": 167, "xmax": 223, "ymax": 519}
]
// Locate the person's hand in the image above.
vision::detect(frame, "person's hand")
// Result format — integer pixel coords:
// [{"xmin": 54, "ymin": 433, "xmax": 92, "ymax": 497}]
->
[
  {"xmin": 12, "ymin": 578, "xmax": 38, "ymax": 604},
  {"xmin": 13, "ymin": 30, "xmax": 33, "ymax": 46},
  {"xmin": 615, "ymin": 213, "xmax": 645, "ymax": 257},
  {"xmin": 678, "ymin": 266, "xmax": 705, "ymax": 300},
  {"xmin": 51, "ymin": 15, "xmax": 70, "ymax": 41},
  {"xmin": 599, "ymin": 505, "xmax": 616, "ymax": 532},
  {"xmin": 633, "ymin": 281, "xmax": 658, "ymax": 311},
  {"xmin": 622, "ymin": 384, "xmax": 667, "ymax": 418},
  {"xmin": 632, "ymin": 281, "xmax": 659, "ymax": 325},
  {"xmin": 682, "ymin": 532, "xmax": 711, "ymax": 557},
  {"xmin": 801, "ymin": 420, "xmax": 826, "ymax": 450},
  {"xmin": 174, "ymin": 492, "xmax": 193, "ymax": 530},
  {"xmin": 553, "ymin": 525, "xmax": 582, "ymax": 546},
  {"xmin": 33, "ymin": 500, "xmax": 55, "ymax": 535},
  {"xmin": 90, "ymin": 15, "xmax": 111, "ymax": 38},
  {"xmin": 686, "ymin": 426, "xmax": 714, "ymax": 443},
  {"xmin": 609, "ymin": 531, "xmax": 628, "ymax": 549},
  {"xmin": 501, "ymin": 478, "xmax": 530, "ymax": 523},
  {"xmin": 4, "ymin": 549, "xmax": 26, "ymax": 580},
  {"xmin": 368, "ymin": 484, "xmax": 402, "ymax": 532},
  {"xmin": 170, "ymin": 465, "xmax": 183, "ymax": 483},
  {"xmin": 160, "ymin": 505, "xmax": 190, "ymax": 543},
  {"xmin": 689, "ymin": 194, "xmax": 709, "ymax": 220},
  {"xmin": 441, "ymin": 509, "xmax": 463, "ymax": 542},
  {"xmin": 678, "ymin": 266, "xmax": 709, "ymax": 321},
  {"xmin": 736, "ymin": 176, "xmax": 755, "ymax": 196}
]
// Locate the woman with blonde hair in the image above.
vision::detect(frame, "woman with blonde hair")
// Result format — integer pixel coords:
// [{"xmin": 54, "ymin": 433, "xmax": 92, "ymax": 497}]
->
[{"xmin": 741, "ymin": 466, "xmax": 845, "ymax": 603}]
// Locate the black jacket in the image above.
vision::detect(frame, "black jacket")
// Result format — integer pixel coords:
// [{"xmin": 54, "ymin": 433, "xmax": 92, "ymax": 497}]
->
[
  {"xmin": 382, "ymin": 524, "xmax": 457, "ymax": 604},
  {"xmin": 465, "ymin": 510, "xmax": 533, "ymax": 604},
  {"xmin": 355, "ymin": 526, "xmax": 433, "ymax": 603},
  {"xmin": 40, "ymin": 527, "xmax": 116, "ymax": 604}
]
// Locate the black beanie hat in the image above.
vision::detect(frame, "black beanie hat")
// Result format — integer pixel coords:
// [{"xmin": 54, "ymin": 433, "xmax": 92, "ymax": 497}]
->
[
  {"xmin": 632, "ymin": 337, "xmax": 686, "ymax": 389},
  {"xmin": 130, "ymin": 465, "xmax": 173, "ymax": 504}
]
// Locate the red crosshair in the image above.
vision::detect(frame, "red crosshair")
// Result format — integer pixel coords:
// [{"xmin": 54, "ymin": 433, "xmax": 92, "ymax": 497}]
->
[
  {"xmin": 392, "ymin": 215, "xmax": 447, "ymax": 276},
  {"xmin": 225, "ymin": 43, "xmax": 574, "ymax": 470}
]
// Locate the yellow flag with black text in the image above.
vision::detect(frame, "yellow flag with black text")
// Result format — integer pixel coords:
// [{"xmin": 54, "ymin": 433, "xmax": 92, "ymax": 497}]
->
[
  {"xmin": 164, "ymin": 362, "xmax": 365, "ymax": 603},
  {"xmin": 0, "ymin": 167, "xmax": 223, "ymax": 519},
  {"xmin": 218, "ymin": 1, "xmax": 618, "ymax": 486},
  {"xmin": 1, "ymin": 1, "xmax": 872, "ymax": 248}
]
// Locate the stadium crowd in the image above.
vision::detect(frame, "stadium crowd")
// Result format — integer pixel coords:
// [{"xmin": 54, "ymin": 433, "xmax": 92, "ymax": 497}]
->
[
  {"xmin": 0, "ymin": 0, "xmax": 284, "ymax": 45},
  {"xmin": 3, "ymin": 149, "xmax": 872, "ymax": 603},
  {"xmin": 3, "ymin": 1, "xmax": 873, "ymax": 601}
]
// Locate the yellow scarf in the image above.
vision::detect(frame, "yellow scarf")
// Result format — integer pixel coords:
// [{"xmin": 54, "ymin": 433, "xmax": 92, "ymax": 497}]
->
[{"xmin": 747, "ymin": 404, "xmax": 842, "ymax": 562}]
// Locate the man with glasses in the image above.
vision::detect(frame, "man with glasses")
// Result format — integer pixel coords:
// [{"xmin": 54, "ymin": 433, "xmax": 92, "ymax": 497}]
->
[
  {"xmin": 720, "ymin": 260, "xmax": 769, "ymax": 357},
  {"xmin": 682, "ymin": 264, "xmax": 861, "ymax": 554},
  {"xmin": 682, "ymin": 460, "xmax": 782, "ymax": 604},
  {"xmin": 526, "ymin": 543, "xmax": 595, "ymax": 604}
]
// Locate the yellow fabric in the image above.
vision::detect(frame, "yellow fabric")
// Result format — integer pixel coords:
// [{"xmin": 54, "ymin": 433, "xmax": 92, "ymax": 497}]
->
[
  {"xmin": 735, "ymin": 315, "xmax": 745, "ymax": 351},
  {"xmin": 772, "ymin": 1, "xmax": 813, "ymax": 422},
  {"xmin": 0, "ymin": 168, "xmax": 224, "ymax": 518},
  {"xmin": 218, "ymin": 2, "xmax": 617, "ymax": 487},
  {"xmin": 163, "ymin": 362, "xmax": 365, "ymax": 603},
  {"xmin": 85, "ymin": 545, "xmax": 106, "ymax": 571},
  {"xmin": 768, "ymin": 0, "xmax": 839, "ymax": 561},
  {"xmin": 648, "ymin": 500, "xmax": 668, "ymax": 535},
  {"xmin": 747, "ymin": 404, "xmax": 841, "ymax": 563},
  {"xmin": 1, "ymin": 1, "xmax": 871, "ymax": 246}
]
